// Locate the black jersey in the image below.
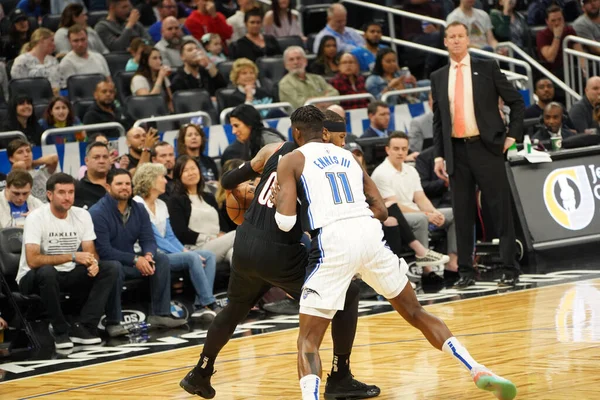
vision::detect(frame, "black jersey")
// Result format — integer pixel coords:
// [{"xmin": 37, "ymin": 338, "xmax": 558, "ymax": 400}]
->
[{"xmin": 242, "ymin": 142, "xmax": 303, "ymax": 242}]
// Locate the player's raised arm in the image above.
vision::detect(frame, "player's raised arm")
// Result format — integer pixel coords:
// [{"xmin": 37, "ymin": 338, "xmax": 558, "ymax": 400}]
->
[
  {"xmin": 221, "ymin": 143, "xmax": 283, "ymax": 190},
  {"xmin": 363, "ymin": 171, "xmax": 388, "ymax": 222},
  {"xmin": 275, "ymin": 151, "xmax": 303, "ymax": 232}
]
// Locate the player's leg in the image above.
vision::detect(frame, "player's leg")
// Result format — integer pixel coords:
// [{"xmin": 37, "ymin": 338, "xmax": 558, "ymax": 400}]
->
[
  {"xmin": 297, "ymin": 310, "xmax": 333, "ymax": 400},
  {"xmin": 387, "ymin": 282, "xmax": 517, "ymax": 400}
]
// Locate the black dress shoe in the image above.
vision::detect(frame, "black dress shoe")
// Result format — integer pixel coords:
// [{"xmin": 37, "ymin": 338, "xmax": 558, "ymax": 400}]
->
[
  {"xmin": 443, "ymin": 270, "xmax": 460, "ymax": 288},
  {"xmin": 498, "ymin": 273, "xmax": 519, "ymax": 287},
  {"xmin": 453, "ymin": 275, "xmax": 476, "ymax": 289}
]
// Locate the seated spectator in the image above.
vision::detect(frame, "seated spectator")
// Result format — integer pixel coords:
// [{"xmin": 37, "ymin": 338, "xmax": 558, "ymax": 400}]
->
[
  {"xmin": 83, "ymin": 80, "xmax": 132, "ymax": 137},
  {"xmin": 527, "ymin": 0, "xmax": 582, "ymax": 25},
  {"xmin": 168, "ymin": 155, "xmax": 236, "ymax": 265},
  {"xmin": 0, "ymin": 9, "xmax": 33, "ymax": 63},
  {"xmin": 489, "ymin": 0, "xmax": 529, "ymax": 51},
  {"xmin": 344, "ymin": 142, "xmax": 366, "ymax": 169},
  {"xmin": 234, "ymin": 8, "xmax": 281, "ymax": 62},
  {"xmin": 125, "ymin": 38, "xmax": 148, "ymax": 71},
  {"xmin": 170, "ymin": 39, "xmax": 227, "ymax": 95},
  {"xmin": 573, "ymin": 0, "xmax": 600, "ymax": 55},
  {"xmin": 151, "ymin": 141, "xmax": 176, "ymax": 201},
  {"xmin": 279, "ymin": 46, "xmax": 339, "ymax": 110},
  {"xmin": 177, "ymin": 123, "xmax": 220, "ymax": 183},
  {"xmin": 7, "ymin": 139, "xmax": 58, "ymax": 202},
  {"xmin": 569, "ymin": 76, "xmax": 600, "ymax": 133},
  {"xmin": 201, "ymin": 33, "xmax": 227, "ymax": 64},
  {"xmin": 155, "ymin": 16, "xmax": 198, "ymax": 68},
  {"xmin": 330, "ymin": 53, "xmax": 369, "ymax": 110},
  {"xmin": 0, "ymin": 169, "xmax": 43, "ymax": 228},
  {"xmin": 185, "ymin": 0, "xmax": 233, "ymax": 45},
  {"xmin": 415, "ymin": 146, "xmax": 451, "ymax": 208},
  {"xmin": 78, "ymin": 132, "xmax": 125, "ymax": 178},
  {"xmin": 55, "ymin": 4, "xmax": 109, "ymax": 55},
  {"xmin": 215, "ymin": 0, "xmax": 237, "ymax": 18},
  {"xmin": 214, "ymin": 158, "xmax": 243, "ymax": 232},
  {"xmin": 371, "ymin": 132, "xmax": 458, "ymax": 287},
  {"xmin": 75, "ymin": 141, "xmax": 111, "ymax": 209},
  {"xmin": 362, "ymin": 100, "xmax": 390, "ymax": 138},
  {"xmin": 408, "ymin": 92, "xmax": 433, "ymax": 153},
  {"xmin": 536, "ymin": 5, "xmax": 585, "ymax": 78},
  {"xmin": 534, "ymin": 102, "xmax": 578, "ymax": 141},
  {"xmin": 263, "ymin": 0, "xmax": 303, "ymax": 37},
  {"xmin": 351, "ymin": 21, "xmax": 386, "ymax": 73},
  {"xmin": 137, "ymin": 0, "xmax": 161, "ymax": 26},
  {"xmin": 90, "ymin": 169, "xmax": 187, "ymax": 337},
  {"xmin": 132, "ymin": 163, "xmax": 221, "ymax": 321},
  {"xmin": 308, "ymin": 35, "xmax": 339, "ymax": 78},
  {"xmin": 95, "ymin": 0, "xmax": 153, "ymax": 52},
  {"xmin": 11, "ymin": 28, "xmax": 62, "ymax": 93},
  {"xmin": 59, "ymin": 25, "xmax": 112, "ymax": 85},
  {"xmin": 227, "ymin": 58, "xmax": 279, "ymax": 117},
  {"xmin": 220, "ymin": 104, "xmax": 285, "ymax": 166},
  {"xmin": 17, "ymin": 173, "xmax": 119, "ymax": 348},
  {"xmin": 148, "ymin": 0, "xmax": 190, "ymax": 43},
  {"xmin": 312, "ymin": 3, "xmax": 365, "ymax": 54},
  {"xmin": 447, "ymin": 0, "xmax": 503, "ymax": 52},
  {"xmin": 2, "ymin": 95, "xmax": 43, "ymax": 146},
  {"xmin": 227, "ymin": 0, "xmax": 259, "ymax": 42},
  {"xmin": 16, "ymin": 0, "xmax": 49, "ymax": 18},
  {"xmin": 125, "ymin": 126, "xmax": 157, "ymax": 173},
  {"xmin": 525, "ymin": 78, "xmax": 555, "ymax": 119},
  {"xmin": 131, "ymin": 47, "xmax": 174, "ymax": 112},
  {"xmin": 366, "ymin": 48, "xmax": 418, "ymax": 103},
  {"xmin": 38, "ymin": 97, "xmax": 84, "ymax": 144}
]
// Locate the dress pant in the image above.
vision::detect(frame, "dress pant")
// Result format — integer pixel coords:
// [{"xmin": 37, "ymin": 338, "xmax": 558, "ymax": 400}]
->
[
  {"xmin": 105, "ymin": 253, "xmax": 171, "ymax": 326},
  {"xmin": 449, "ymin": 138, "xmax": 517, "ymax": 277},
  {"xmin": 19, "ymin": 262, "xmax": 120, "ymax": 334}
]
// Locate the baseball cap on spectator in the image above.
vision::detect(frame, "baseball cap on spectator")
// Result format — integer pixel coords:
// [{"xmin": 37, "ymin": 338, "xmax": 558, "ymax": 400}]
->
[
  {"xmin": 11, "ymin": 9, "xmax": 28, "ymax": 24},
  {"xmin": 344, "ymin": 142, "xmax": 364, "ymax": 155}
]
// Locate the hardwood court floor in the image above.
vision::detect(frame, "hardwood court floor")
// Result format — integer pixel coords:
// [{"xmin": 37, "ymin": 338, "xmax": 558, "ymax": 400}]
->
[{"xmin": 3, "ymin": 279, "xmax": 600, "ymax": 399}]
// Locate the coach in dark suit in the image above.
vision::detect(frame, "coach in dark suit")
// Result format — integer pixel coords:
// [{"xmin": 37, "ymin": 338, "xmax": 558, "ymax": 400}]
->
[{"xmin": 431, "ymin": 21, "xmax": 525, "ymax": 288}]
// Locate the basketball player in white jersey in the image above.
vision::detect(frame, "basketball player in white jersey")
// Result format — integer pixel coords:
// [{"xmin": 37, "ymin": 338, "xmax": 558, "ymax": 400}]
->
[{"xmin": 275, "ymin": 106, "xmax": 517, "ymax": 400}]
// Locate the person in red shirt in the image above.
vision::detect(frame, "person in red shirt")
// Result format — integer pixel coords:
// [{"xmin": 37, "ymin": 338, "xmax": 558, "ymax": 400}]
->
[
  {"xmin": 184, "ymin": 0, "xmax": 233, "ymax": 47},
  {"xmin": 329, "ymin": 52, "xmax": 370, "ymax": 110}
]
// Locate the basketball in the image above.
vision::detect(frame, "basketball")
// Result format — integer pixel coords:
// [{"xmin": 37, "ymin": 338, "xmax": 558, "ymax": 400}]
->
[{"xmin": 226, "ymin": 181, "xmax": 257, "ymax": 225}]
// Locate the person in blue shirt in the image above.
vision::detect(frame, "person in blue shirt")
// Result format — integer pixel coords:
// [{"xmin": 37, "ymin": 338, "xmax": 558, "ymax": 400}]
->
[
  {"xmin": 17, "ymin": 0, "xmax": 49, "ymax": 18},
  {"xmin": 312, "ymin": 3, "xmax": 365, "ymax": 54},
  {"xmin": 132, "ymin": 162, "xmax": 222, "ymax": 322},
  {"xmin": 148, "ymin": 0, "xmax": 191, "ymax": 43},
  {"xmin": 350, "ymin": 21, "xmax": 387, "ymax": 73}
]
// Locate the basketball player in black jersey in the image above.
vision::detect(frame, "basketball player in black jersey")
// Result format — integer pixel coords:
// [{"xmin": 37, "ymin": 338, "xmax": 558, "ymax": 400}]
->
[{"xmin": 180, "ymin": 126, "xmax": 380, "ymax": 399}]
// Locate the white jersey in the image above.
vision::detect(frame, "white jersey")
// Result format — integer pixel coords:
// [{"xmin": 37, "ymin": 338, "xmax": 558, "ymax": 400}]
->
[{"xmin": 297, "ymin": 142, "xmax": 373, "ymax": 231}]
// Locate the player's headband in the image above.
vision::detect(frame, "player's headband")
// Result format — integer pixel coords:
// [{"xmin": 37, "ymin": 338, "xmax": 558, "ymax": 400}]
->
[{"xmin": 323, "ymin": 121, "xmax": 346, "ymax": 132}]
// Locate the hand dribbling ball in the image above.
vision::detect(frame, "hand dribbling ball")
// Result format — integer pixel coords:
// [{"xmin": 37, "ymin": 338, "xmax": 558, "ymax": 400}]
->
[{"xmin": 226, "ymin": 181, "xmax": 257, "ymax": 225}]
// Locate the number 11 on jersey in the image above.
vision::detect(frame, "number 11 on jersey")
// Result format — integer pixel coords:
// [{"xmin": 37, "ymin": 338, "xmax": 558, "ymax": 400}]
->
[{"xmin": 325, "ymin": 172, "xmax": 354, "ymax": 204}]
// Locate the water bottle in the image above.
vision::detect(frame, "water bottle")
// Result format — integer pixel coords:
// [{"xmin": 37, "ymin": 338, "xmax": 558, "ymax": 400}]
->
[
  {"xmin": 523, "ymin": 134, "xmax": 532, "ymax": 154},
  {"xmin": 506, "ymin": 141, "xmax": 518, "ymax": 160},
  {"xmin": 122, "ymin": 321, "xmax": 151, "ymax": 335},
  {"xmin": 11, "ymin": 211, "xmax": 25, "ymax": 227}
]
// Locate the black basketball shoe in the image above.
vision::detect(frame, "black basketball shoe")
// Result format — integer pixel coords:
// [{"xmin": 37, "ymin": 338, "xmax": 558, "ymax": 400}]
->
[
  {"xmin": 324, "ymin": 373, "xmax": 381, "ymax": 399},
  {"xmin": 180, "ymin": 368, "xmax": 216, "ymax": 399}
]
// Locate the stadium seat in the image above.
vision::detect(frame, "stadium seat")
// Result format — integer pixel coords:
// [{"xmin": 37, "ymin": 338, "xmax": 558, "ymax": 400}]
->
[
  {"xmin": 125, "ymin": 95, "xmax": 168, "ymax": 121},
  {"xmin": 215, "ymin": 87, "xmax": 239, "ymax": 115},
  {"xmin": 228, "ymin": 41, "xmax": 238, "ymax": 59},
  {"xmin": 306, "ymin": 33, "xmax": 317, "ymax": 54},
  {"xmin": 217, "ymin": 60, "xmax": 234, "ymax": 86},
  {"xmin": 256, "ymin": 56, "xmax": 286, "ymax": 82},
  {"xmin": 9, "ymin": 77, "xmax": 53, "ymax": 105},
  {"xmin": 34, "ymin": 102, "xmax": 49, "ymax": 121},
  {"xmin": 275, "ymin": 36, "xmax": 304, "ymax": 52},
  {"xmin": 67, "ymin": 74, "xmax": 107, "ymax": 101},
  {"xmin": 41, "ymin": 14, "xmax": 61, "ymax": 32},
  {"xmin": 104, "ymin": 52, "xmax": 131, "ymax": 78},
  {"xmin": 0, "ymin": 106, "xmax": 8, "ymax": 123},
  {"xmin": 172, "ymin": 89, "xmax": 218, "ymax": 125},
  {"xmin": 115, "ymin": 70, "xmax": 136, "ymax": 105},
  {"xmin": 302, "ymin": 5, "xmax": 328, "ymax": 36},
  {"xmin": 89, "ymin": 10, "xmax": 109, "ymax": 28},
  {"xmin": 72, "ymin": 99, "xmax": 95, "ymax": 121}
]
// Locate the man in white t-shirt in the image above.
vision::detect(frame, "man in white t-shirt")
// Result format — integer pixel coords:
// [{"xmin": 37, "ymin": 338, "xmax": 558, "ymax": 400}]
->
[
  {"xmin": 59, "ymin": 24, "xmax": 112, "ymax": 86},
  {"xmin": 371, "ymin": 132, "xmax": 459, "ymax": 288},
  {"xmin": 446, "ymin": 0, "xmax": 501, "ymax": 51},
  {"xmin": 16, "ymin": 173, "xmax": 119, "ymax": 349}
]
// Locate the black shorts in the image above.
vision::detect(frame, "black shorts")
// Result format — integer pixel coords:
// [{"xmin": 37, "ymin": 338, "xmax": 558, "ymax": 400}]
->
[{"xmin": 227, "ymin": 222, "xmax": 308, "ymax": 305}]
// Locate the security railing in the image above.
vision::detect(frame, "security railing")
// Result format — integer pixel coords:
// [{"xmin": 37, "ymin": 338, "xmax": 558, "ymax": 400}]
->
[
  {"xmin": 219, "ymin": 103, "xmax": 294, "ymax": 125},
  {"xmin": 563, "ymin": 35, "xmax": 600, "ymax": 108},
  {"xmin": 41, "ymin": 123, "xmax": 125, "ymax": 146},
  {"xmin": 133, "ymin": 111, "xmax": 213, "ymax": 129},
  {"xmin": 304, "ymin": 93, "xmax": 376, "ymax": 107}
]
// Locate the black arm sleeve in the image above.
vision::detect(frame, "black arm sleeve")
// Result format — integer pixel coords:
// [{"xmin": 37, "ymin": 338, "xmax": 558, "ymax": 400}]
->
[{"xmin": 220, "ymin": 161, "xmax": 260, "ymax": 190}]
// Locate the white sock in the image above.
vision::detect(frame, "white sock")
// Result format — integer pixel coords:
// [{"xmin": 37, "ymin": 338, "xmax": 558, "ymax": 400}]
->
[
  {"xmin": 300, "ymin": 374, "xmax": 320, "ymax": 400},
  {"xmin": 442, "ymin": 337, "xmax": 482, "ymax": 373}
]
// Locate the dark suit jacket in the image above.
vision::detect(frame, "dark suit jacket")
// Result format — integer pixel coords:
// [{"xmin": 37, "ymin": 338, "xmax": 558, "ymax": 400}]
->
[
  {"xmin": 415, "ymin": 146, "xmax": 451, "ymax": 208},
  {"xmin": 361, "ymin": 126, "xmax": 386, "ymax": 138},
  {"xmin": 431, "ymin": 58, "xmax": 525, "ymax": 175}
]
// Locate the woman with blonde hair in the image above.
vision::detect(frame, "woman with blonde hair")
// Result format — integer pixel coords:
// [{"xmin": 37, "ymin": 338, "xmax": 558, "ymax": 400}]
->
[
  {"xmin": 11, "ymin": 27, "xmax": 62, "ymax": 92},
  {"xmin": 227, "ymin": 57, "xmax": 276, "ymax": 117},
  {"xmin": 133, "ymin": 163, "xmax": 221, "ymax": 321}
]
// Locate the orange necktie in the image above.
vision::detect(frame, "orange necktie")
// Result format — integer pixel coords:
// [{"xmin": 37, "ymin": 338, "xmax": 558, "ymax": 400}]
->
[{"xmin": 454, "ymin": 63, "xmax": 465, "ymax": 138}]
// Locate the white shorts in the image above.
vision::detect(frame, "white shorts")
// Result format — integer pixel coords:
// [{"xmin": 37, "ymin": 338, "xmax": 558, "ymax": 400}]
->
[{"xmin": 300, "ymin": 216, "xmax": 409, "ymax": 319}]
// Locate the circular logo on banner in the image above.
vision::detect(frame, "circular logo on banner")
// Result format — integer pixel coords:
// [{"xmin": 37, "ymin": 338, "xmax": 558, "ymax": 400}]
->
[{"xmin": 543, "ymin": 166, "xmax": 595, "ymax": 230}]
